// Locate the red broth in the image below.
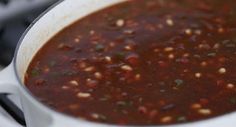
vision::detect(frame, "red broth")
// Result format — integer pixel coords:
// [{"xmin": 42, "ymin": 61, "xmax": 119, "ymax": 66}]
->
[{"xmin": 25, "ymin": 0, "xmax": 236, "ymax": 125}]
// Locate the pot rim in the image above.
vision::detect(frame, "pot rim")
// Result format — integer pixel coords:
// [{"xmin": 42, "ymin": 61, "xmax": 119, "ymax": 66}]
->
[{"xmin": 11, "ymin": 0, "xmax": 236, "ymax": 127}]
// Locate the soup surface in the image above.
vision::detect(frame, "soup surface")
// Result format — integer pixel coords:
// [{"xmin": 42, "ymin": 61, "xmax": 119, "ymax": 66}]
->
[{"xmin": 25, "ymin": 0, "xmax": 236, "ymax": 125}]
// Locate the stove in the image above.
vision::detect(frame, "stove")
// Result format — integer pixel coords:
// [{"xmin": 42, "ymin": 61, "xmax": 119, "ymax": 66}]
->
[
  {"xmin": 0, "ymin": 0, "xmax": 59, "ymax": 126},
  {"xmin": 0, "ymin": 0, "xmax": 58, "ymax": 66}
]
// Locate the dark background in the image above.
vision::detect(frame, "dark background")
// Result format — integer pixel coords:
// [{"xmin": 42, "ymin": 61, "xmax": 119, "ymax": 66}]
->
[{"xmin": 0, "ymin": 0, "xmax": 58, "ymax": 66}]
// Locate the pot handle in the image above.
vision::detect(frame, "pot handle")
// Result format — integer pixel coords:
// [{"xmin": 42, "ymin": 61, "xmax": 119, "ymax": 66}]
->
[
  {"xmin": 0, "ymin": 64, "xmax": 23, "ymax": 127},
  {"xmin": 0, "ymin": 64, "xmax": 19, "ymax": 93}
]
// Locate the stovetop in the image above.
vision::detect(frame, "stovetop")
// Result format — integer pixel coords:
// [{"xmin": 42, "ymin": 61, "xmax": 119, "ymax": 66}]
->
[
  {"xmin": 0, "ymin": 0, "xmax": 59, "ymax": 126},
  {"xmin": 0, "ymin": 0, "xmax": 58, "ymax": 66}
]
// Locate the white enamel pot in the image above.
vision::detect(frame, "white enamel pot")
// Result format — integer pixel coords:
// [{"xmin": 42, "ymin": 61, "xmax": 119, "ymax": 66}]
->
[{"xmin": 0, "ymin": 0, "xmax": 236, "ymax": 127}]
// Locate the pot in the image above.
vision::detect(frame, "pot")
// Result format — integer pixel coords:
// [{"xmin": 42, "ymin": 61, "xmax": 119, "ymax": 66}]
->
[{"xmin": 0, "ymin": 0, "xmax": 235, "ymax": 127}]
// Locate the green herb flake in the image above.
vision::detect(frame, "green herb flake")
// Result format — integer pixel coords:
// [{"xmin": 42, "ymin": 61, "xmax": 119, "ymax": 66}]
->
[
  {"xmin": 128, "ymin": 101, "xmax": 134, "ymax": 106},
  {"xmin": 222, "ymin": 40, "xmax": 230, "ymax": 44},
  {"xmin": 175, "ymin": 79, "xmax": 184, "ymax": 87},
  {"xmin": 31, "ymin": 68, "xmax": 40, "ymax": 77},
  {"xmin": 99, "ymin": 98, "xmax": 109, "ymax": 101},
  {"xmin": 226, "ymin": 44, "xmax": 236, "ymax": 48},
  {"xmin": 49, "ymin": 61, "xmax": 56, "ymax": 67},
  {"xmin": 62, "ymin": 70, "xmax": 77, "ymax": 76},
  {"xmin": 193, "ymin": 54, "xmax": 201, "ymax": 58},
  {"xmin": 229, "ymin": 97, "xmax": 236, "ymax": 104},
  {"xmin": 159, "ymin": 81, "xmax": 165, "ymax": 86},
  {"xmin": 95, "ymin": 44, "xmax": 105, "ymax": 52},
  {"xmin": 207, "ymin": 53, "xmax": 216, "ymax": 57},
  {"xmin": 115, "ymin": 52, "xmax": 126, "ymax": 59},
  {"xmin": 116, "ymin": 101, "xmax": 127, "ymax": 106},
  {"xmin": 99, "ymin": 95, "xmax": 111, "ymax": 101},
  {"xmin": 99, "ymin": 114, "xmax": 107, "ymax": 121},
  {"xmin": 177, "ymin": 116, "xmax": 187, "ymax": 122}
]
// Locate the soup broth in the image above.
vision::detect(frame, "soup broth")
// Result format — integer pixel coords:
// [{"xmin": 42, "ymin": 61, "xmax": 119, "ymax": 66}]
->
[{"xmin": 25, "ymin": 0, "xmax": 236, "ymax": 125}]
